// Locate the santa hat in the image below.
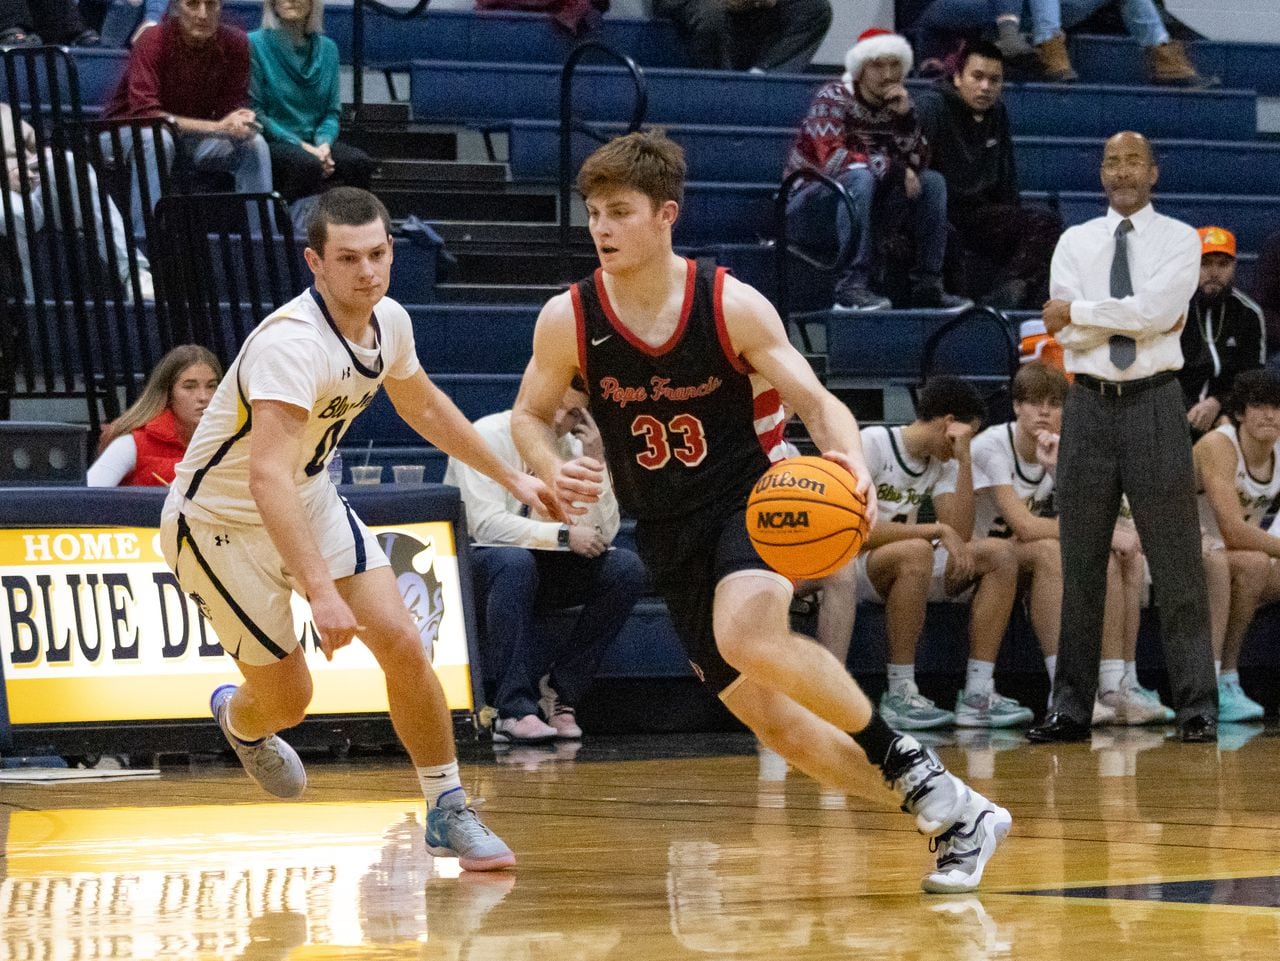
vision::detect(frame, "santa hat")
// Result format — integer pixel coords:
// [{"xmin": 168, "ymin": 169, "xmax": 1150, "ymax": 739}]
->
[{"xmin": 843, "ymin": 28, "xmax": 913, "ymax": 88}]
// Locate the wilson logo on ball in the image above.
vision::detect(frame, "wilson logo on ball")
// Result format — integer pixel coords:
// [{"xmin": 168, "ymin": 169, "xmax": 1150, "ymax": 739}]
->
[
  {"xmin": 756, "ymin": 510, "xmax": 811, "ymax": 529},
  {"xmin": 753, "ymin": 471, "xmax": 827, "ymax": 496}
]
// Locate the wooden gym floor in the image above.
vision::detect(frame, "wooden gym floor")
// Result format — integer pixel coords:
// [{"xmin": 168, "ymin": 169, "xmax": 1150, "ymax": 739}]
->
[{"xmin": 3, "ymin": 727, "xmax": 1280, "ymax": 960}]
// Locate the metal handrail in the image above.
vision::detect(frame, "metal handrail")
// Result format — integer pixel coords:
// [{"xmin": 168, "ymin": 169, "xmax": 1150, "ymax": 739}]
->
[
  {"xmin": 918, "ymin": 305, "xmax": 1021, "ymax": 418},
  {"xmin": 773, "ymin": 168, "xmax": 862, "ymax": 351},
  {"xmin": 558, "ymin": 41, "xmax": 647, "ymax": 273},
  {"xmin": 920, "ymin": 304, "xmax": 1019, "ymax": 380},
  {"xmin": 350, "ymin": 0, "xmax": 433, "ymax": 126}
]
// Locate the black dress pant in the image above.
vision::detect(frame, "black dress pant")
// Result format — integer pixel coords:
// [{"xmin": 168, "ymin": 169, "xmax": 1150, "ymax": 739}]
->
[
  {"xmin": 1052, "ymin": 376, "xmax": 1218, "ymax": 724},
  {"xmin": 268, "ymin": 139, "xmax": 376, "ymax": 203}
]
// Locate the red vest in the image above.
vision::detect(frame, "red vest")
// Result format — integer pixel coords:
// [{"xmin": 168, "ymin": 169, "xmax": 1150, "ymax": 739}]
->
[{"xmin": 123, "ymin": 408, "xmax": 187, "ymax": 487}]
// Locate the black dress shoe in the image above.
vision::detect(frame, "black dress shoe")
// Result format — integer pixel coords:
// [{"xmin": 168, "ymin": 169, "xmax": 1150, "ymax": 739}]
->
[
  {"xmin": 1026, "ymin": 712, "xmax": 1091, "ymax": 743},
  {"xmin": 1179, "ymin": 714, "xmax": 1217, "ymax": 743}
]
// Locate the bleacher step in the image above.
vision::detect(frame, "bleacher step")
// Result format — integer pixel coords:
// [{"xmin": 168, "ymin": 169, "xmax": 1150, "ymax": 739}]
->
[
  {"xmin": 428, "ymin": 221, "xmax": 590, "ymax": 245},
  {"xmin": 378, "ymin": 187, "xmax": 557, "ymax": 223},
  {"xmin": 342, "ymin": 101, "xmax": 412, "ymax": 124},
  {"xmin": 435, "ymin": 282, "xmax": 564, "ymax": 304},
  {"xmin": 346, "ymin": 124, "xmax": 458, "ymax": 161},
  {"xmin": 375, "ymin": 159, "xmax": 508, "ymax": 184},
  {"xmin": 453, "ymin": 249, "xmax": 599, "ymax": 284}
]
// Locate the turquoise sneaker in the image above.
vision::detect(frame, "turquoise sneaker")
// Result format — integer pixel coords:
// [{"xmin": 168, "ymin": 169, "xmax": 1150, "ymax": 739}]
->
[
  {"xmin": 954, "ymin": 690, "xmax": 1034, "ymax": 728},
  {"xmin": 1218, "ymin": 677, "xmax": 1265, "ymax": 722},
  {"xmin": 426, "ymin": 787, "xmax": 516, "ymax": 872},
  {"xmin": 880, "ymin": 687, "xmax": 956, "ymax": 730}
]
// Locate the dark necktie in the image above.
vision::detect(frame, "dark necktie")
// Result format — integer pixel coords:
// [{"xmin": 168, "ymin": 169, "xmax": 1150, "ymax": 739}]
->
[{"xmin": 1109, "ymin": 218, "xmax": 1136, "ymax": 370}]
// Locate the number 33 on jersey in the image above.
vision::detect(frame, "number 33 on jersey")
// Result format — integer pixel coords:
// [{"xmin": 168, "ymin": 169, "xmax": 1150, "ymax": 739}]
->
[{"xmin": 572, "ymin": 258, "xmax": 787, "ymax": 521}]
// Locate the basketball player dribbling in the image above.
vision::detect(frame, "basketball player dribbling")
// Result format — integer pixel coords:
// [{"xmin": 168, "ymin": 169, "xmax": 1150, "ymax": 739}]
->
[
  {"xmin": 160, "ymin": 188, "xmax": 560, "ymax": 871},
  {"xmin": 511, "ymin": 131, "xmax": 1011, "ymax": 892}
]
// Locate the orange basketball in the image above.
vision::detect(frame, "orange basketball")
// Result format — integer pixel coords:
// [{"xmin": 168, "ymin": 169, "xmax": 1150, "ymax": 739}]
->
[{"xmin": 746, "ymin": 455, "xmax": 870, "ymax": 580}]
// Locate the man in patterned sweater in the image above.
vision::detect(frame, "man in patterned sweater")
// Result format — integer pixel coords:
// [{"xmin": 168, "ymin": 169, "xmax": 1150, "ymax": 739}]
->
[{"xmin": 783, "ymin": 28, "xmax": 969, "ymax": 312}]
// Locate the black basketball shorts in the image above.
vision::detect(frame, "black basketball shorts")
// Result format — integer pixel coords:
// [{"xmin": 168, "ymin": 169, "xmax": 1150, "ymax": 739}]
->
[{"xmin": 634, "ymin": 505, "xmax": 791, "ymax": 695}]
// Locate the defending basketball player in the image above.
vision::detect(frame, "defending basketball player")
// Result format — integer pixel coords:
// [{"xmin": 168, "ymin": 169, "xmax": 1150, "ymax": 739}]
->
[
  {"xmin": 160, "ymin": 188, "xmax": 559, "ymax": 871},
  {"xmin": 511, "ymin": 131, "xmax": 1011, "ymax": 893}
]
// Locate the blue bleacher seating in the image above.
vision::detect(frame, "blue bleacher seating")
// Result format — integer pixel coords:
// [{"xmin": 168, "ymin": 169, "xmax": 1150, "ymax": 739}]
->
[
  {"xmin": 407, "ymin": 60, "xmax": 1258, "ymax": 140},
  {"xmin": 1067, "ymin": 35, "xmax": 1280, "ymax": 96},
  {"xmin": 508, "ymin": 121, "xmax": 1280, "ymax": 202}
]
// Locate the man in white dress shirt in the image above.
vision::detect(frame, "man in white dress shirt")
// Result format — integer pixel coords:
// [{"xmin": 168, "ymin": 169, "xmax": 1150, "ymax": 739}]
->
[
  {"xmin": 1028, "ymin": 131, "xmax": 1218, "ymax": 744},
  {"xmin": 446, "ymin": 379, "xmax": 646, "ymax": 744}
]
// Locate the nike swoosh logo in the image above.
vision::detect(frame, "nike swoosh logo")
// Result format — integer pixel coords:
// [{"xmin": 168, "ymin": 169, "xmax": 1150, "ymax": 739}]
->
[{"xmin": 591, "ymin": 335, "xmax": 612, "ymax": 346}]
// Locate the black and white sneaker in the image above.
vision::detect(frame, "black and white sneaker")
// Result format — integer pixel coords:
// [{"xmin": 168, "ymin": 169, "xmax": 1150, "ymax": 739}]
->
[
  {"xmin": 882, "ymin": 734, "xmax": 967, "ymax": 836},
  {"xmin": 921, "ymin": 790, "xmax": 1012, "ymax": 893}
]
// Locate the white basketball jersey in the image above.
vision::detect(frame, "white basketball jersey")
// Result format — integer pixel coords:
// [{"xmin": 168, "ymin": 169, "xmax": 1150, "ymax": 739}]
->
[
  {"xmin": 169, "ymin": 288, "xmax": 421, "ymax": 526},
  {"xmin": 971, "ymin": 422, "xmax": 1056, "ymax": 539},
  {"xmin": 863, "ymin": 425, "xmax": 957, "ymax": 525},
  {"xmin": 1198, "ymin": 422, "xmax": 1280, "ymax": 548}
]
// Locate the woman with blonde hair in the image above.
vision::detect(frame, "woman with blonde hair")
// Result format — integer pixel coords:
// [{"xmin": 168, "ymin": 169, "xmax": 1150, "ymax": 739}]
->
[
  {"xmin": 87, "ymin": 345, "xmax": 222, "ymax": 487},
  {"xmin": 249, "ymin": 0, "xmax": 375, "ymax": 203}
]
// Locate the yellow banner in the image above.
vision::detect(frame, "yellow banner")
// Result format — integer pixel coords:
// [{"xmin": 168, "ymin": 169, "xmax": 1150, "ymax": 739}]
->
[{"xmin": 0, "ymin": 521, "xmax": 474, "ymax": 723}]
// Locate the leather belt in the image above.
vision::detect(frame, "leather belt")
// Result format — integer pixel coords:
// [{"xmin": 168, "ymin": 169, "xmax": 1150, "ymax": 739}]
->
[{"xmin": 1074, "ymin": 371, "xmax": 1175, "ymax": 399}]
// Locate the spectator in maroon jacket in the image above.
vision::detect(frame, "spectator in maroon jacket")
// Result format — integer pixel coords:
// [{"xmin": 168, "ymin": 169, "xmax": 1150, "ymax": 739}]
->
[
  {"xmin": 783, "ymin": 29, "xmax": 969, "ymax": 311},
  {"xmin": 102, "ymin": 0, "xmax": 270, "ymax": 230}
]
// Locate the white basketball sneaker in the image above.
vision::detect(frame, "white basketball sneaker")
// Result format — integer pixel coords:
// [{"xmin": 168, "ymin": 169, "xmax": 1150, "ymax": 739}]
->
[{"xmin": 921, "ymin": 789, "xmax": 1013, "ymax": 894}]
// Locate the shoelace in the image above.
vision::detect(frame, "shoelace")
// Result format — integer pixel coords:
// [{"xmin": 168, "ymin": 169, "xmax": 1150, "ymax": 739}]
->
[
  {"xmin": 242, "ymin": 740, "xmax": 285, "ymax": 773},
  {"xmin": 898, "ymin": 691, "xmax": 940, "ymax": 710},
  {"xmin": 448, "ymin": 806, "xmax": 497, "ymax": 840}
]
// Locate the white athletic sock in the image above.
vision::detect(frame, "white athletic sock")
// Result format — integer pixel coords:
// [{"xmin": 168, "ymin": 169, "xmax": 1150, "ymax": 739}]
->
[
  {"xmin": 886, "ymin": 663, "xmax": 916, "ymax": 695},
  {"xmin": 417, "ymin": 760, "xmax": 463, "ymax": 808},
  {"xmin": 965, "ymin": 659, "xmax": 995, "ymax": 697},
  {"xmin": 1220, "ymin": 668, "xmax": 1239, "ymax": 686},
  {"xmin": 1214, "ymin": 659, "xmax": 1222, "ymax": 679},
  {"xmin": 1099, "ymin": 659, "xmax": 1125, "ymax": 694},
  {"xmin": 1123, "ymin": 661, "xmax": 1139, "ymax": 690},
  {"xmin": 1044, "ymin": 655, "xmax": 1058, "ymax": 707}
]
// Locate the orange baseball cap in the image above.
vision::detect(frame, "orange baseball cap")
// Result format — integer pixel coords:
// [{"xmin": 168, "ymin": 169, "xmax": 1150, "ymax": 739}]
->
[{"xmin": 1198, "ymin": 226, "xmax": 1236, "ymax": 258}]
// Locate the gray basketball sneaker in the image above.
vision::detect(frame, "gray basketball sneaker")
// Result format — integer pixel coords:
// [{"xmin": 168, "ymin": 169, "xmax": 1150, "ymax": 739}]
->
[
  {"xmin": 882, "ymin": 734, "xmax": 968, "ymax": 836},
  {"xmin": 425, "ymin": 787, "xmax": 516, "ymax": 871},
  {"xmin": 210, "ymin": 684, "xmax": 307, "ymax": 799}
]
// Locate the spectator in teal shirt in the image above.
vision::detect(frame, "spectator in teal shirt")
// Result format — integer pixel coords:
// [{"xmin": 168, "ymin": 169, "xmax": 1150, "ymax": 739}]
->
[{"xmin": 249, "ymin": 0, "xmax": 375, "ymax": 202}]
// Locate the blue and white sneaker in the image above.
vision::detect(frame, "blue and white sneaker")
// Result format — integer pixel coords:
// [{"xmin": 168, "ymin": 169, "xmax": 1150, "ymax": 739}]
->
[
  {"xmin": 921, "ymin": 789, "xmax": 1013, "ymax": 893},
  {"xmin": 954, "ymin": 690, "xmax": 1034, "ymax": 728},
  {"xmin": 210, "ymin": 684, "xmax": 306, "ymax": 799},
  {"xmin": 880, "ymin": 687, "xmax": 956, "ymax": 730},
  {"xmin": 426, "ymin": 787, "xmax": 516, "ymax": 872},
  {"xmin": 1218, "ymin": 677, "xmax": 1265, "ymax": 723}
]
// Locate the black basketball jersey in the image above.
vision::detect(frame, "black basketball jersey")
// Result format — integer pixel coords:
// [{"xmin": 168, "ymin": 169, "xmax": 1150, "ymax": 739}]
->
[{"xmin": 572, "ymin": 258, "xmax": 787, "ymax": 521}]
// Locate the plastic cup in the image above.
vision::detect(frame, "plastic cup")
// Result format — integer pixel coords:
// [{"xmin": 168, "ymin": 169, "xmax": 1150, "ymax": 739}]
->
[
  {"xmin": 393, "ymin": 464, "xmax": 425, "ymax": 485},
  {"xmin": 350, "ymin": 465, "xmax": 383, "ymax": 485}
]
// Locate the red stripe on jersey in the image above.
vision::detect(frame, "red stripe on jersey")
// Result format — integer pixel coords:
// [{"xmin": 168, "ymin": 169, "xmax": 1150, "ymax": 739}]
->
[
  {"xmin": 593, "ymin": 258, "xmax": 696, "ymax": 357},
  {"xmin": 712, "ymin": 267, "xmax": 751, "ymax": 375},
  {"xmin": 570, "ymin": 282, "xmax": 588, "ymax": 383},
  {"xmin": 753, "ymin": 386, "xmax": 782, "ymax": 420}
]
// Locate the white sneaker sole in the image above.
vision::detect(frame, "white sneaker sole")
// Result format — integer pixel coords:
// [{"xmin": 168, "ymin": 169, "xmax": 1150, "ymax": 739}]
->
[{"xmin": 920, "ymin": 804, "xmax": 1013, "ymax": 894}]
